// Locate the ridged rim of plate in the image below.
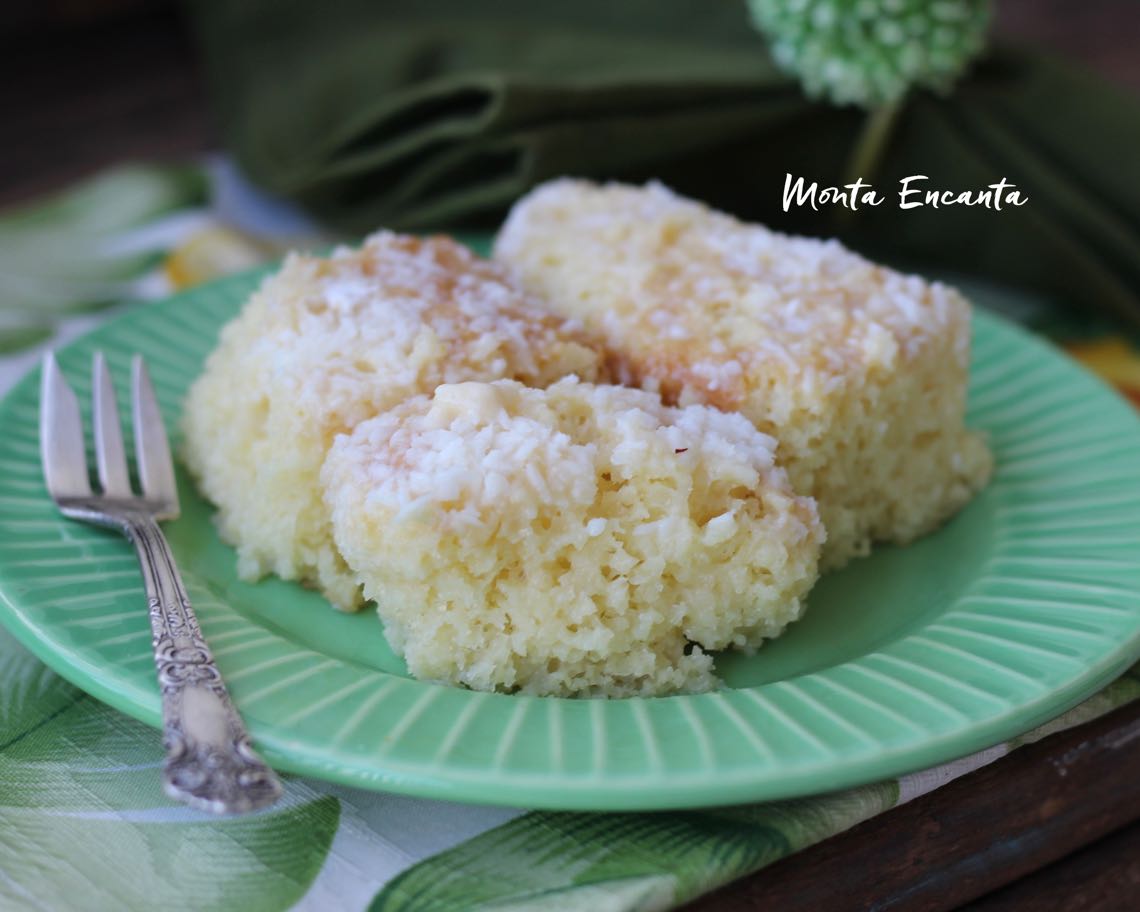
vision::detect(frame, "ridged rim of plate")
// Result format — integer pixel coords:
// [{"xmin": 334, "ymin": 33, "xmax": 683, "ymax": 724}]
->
[{"xmin": 1, "ymin": 270, "xmax": 1139, "ymax": 810}]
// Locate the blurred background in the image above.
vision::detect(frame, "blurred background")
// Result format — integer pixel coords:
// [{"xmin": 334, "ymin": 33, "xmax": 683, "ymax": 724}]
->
[
  {"xmin": 1, "ymin": 0, "xmax": 1136, "ymax": 207},
  {"xmin": 1, "ymin": 1, "xmax": 1138, "ymax": 359}
]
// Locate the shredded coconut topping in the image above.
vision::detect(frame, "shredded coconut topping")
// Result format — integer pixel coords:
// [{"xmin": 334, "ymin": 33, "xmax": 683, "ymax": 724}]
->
[{"xmin": 322, "ymin": 378, "xmax": 823, "ymax": 696}]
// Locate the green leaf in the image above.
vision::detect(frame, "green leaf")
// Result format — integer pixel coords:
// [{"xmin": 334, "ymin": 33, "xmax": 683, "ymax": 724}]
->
[
  {"xmin": 0, "ymin": 164, "xmax": 207, "ymax": 237},
  {"xmin": 0, "ymin": 313, "xmax": 53, "ymax": 352},
  {"xmin": 0, "ymin": 164, "xmax": 208, "ymax": 349},
  {"xmin": 0, "ymin": 629, "xmax": 341, "ymax": 912},
  {"xmin": 370, "ymin": 780, "xmax": 898, "ymax": 912}
]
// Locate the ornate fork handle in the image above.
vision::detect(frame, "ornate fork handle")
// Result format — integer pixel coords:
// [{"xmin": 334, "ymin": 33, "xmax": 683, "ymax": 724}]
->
[
  {"xmin": 117, "ymin": 510, "xmax": 282, "ymax": 814},
  {"xmin": 42, "ymin": 354, "xmax": 282, "ymax": 814}
]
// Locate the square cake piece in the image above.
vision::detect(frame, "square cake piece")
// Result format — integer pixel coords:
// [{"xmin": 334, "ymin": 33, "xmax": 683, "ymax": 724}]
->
[
  {"xmin": 322, "ymin": 378, "xmax": 823, "ymax": 695},
  {"xmin": 181, "ymin": 233, "xmax": 602, "ymax": 608},
  {"xmin": 494, "ymin": 179, "xmax": 992, "ymax": 568}
]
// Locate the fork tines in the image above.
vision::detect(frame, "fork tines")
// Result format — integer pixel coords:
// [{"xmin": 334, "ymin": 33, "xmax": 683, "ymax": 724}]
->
[
  {"xmin": 41, "ymin": 353, "xmax": 180, "ymax": 518},
  {"xmin": 40, "ymin": 353, "xmax": 92, "ymax": 502}
]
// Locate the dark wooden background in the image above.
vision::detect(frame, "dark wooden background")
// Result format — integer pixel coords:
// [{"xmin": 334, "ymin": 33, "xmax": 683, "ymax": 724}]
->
[{"xmin": 1, "ymin": 1, "xmax": 1138, "ymax": 910}]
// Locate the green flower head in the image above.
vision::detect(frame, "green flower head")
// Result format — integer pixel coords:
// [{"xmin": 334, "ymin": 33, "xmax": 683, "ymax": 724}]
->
[{"xmin": 747, "ymin": 0, "xmax": 992, "ymax": 108}]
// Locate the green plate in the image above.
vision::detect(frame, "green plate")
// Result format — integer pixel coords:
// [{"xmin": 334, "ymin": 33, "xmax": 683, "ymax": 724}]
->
[{"xmin": 1, "ymin": 270, "xmax": 1139, "ymax": 811}]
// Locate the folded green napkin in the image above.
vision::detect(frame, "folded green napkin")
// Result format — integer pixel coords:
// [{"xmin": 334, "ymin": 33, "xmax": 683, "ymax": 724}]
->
[{"xmin": 188, "ymin": 0, "xmax": 1140, "ymax": 329}]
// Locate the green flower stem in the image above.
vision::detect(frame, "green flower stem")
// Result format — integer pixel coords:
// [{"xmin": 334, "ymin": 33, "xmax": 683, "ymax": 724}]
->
[{"xmin": 845, "ymin": 99, "xmax": 904, "ymax": 187}]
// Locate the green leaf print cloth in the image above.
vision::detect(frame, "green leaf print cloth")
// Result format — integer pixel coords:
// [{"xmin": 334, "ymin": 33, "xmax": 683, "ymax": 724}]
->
[{"xmin": 0, "ymin": 617, "xmax": 1136, "ymax": 910}]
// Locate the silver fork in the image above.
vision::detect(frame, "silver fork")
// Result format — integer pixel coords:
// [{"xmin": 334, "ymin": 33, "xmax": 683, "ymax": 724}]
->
[{"xmin": 40, "ymin": 351, "xmax": 282, "ymax": 814}]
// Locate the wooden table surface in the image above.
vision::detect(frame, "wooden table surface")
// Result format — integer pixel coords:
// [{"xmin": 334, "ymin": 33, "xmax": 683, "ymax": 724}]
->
[{"xmin": 2, "ymin": 3, "xmax": 1138, "ymax": 910}]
